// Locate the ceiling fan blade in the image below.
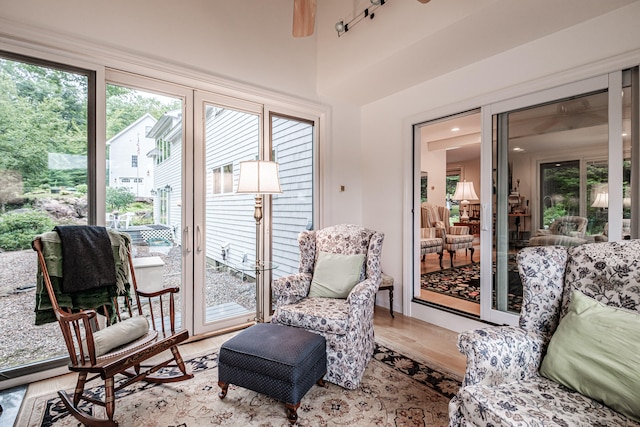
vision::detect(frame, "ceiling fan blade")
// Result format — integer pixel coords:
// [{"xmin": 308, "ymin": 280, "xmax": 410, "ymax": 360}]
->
[
  {"xmin": 293, "ymin": 0, "xmax": 316, "ymax": 37},
  {"xmin": 417, "ymin": 0, "xmax": 431, "ymax": 3}
]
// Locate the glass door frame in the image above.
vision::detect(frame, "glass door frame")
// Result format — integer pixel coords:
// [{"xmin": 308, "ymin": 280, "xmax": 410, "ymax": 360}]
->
[
  {"xmin": 193, "ymin": 91, "xmax": 264, "ymax": 335},
  {"xmin": 105, "ymin": 69, "xmax": 195, "ymax": 332},
  {"xmin": 480, "ymin": 72, "xmax": 623, "ymax": 325}
]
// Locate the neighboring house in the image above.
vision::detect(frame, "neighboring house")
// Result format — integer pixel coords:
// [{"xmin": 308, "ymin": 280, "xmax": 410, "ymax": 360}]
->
[
  {"xmin": 146, "ymin": 109, "xmax": 183, "ymax": 244},
  {"xmin": 146, "ymin": 106, "xmax": 313, "ymax": 276},
  {"xmin": 106, "ymin": 113, "xmax": 157, "ymax": 198}
]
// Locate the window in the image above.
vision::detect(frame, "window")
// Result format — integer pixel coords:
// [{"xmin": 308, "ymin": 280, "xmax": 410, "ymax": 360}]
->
[
  {"xmin": 211, "ymin": 163, "xmax": 233, "ymax": 195},
  {"xmin": 0, "ymin": 52, "xmax": 95, "ymax": 379},
  {"xmin": 132, "ymin": 155, "xmax": 138, "ymax": 167}
]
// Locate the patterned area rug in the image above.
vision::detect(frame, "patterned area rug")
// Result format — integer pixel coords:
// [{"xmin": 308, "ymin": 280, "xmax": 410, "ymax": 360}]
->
[
  {"xmin": 17, "ymin": 343, "xmax": 460, "ymax": 427},
  {"xmin": 421, "ymin": 263, "xmax": 523, "ymax": 313}
]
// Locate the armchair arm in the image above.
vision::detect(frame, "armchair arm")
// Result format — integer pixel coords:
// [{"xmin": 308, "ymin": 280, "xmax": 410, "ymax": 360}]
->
[
  {"xmin": 448, "ymin": 225, "xmax": 469, "ymax": 235},
  {"xmin": 346, "ymin": 278, "xmax": 377, "ymax": 307},
  {"xmin": 272, "ymin": 273, "xmax": 312, "ymax": 307},
  {"xmin": 458, "ymin": 326, "xmax": 546, "ymax": 387},
  {"xmin": 534, "ymin": 229, "xmax": 551, "ymax": 237}
]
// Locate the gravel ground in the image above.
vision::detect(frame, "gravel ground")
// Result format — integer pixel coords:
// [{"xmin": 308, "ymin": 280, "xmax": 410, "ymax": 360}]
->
[{"xmin": 0, "ymin": 245, "xmax": 254, "ymax": 370}]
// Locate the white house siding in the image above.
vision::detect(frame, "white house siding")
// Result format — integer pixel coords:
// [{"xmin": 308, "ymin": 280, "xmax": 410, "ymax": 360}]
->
[
  {"xmin": 107, "ymin": 113, "xmax": 157, "ymax": 197},
  {"xmin": 271, "ymin": 116, "xmax": 314, "ymax": 279},
  {"xmin": 205, "ymin": 107, "xmax": 260, "ymax": 272},
  {"xmin": 202, "ymin": 111, "xmax": 313, "ymax": 279},
  {"xmin": 148, "ymin": 110, "xmax": 183, "ymax": 245}
]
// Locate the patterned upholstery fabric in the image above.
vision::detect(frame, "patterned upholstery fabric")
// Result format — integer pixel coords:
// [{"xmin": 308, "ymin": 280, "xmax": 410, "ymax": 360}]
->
[
  {"xmin": 421, "ymin": 203, "xmax": 474, "ymax": 267},
  {"xmin": 449, "ymin": 240, "xmax": 640, "ymax": 426},
  {"xmin": 218, "ymin": 323, "xmax": 326, "ymax": 408},
  {"xmin": 271, "ymin": 224, "xmax": 384, "ymax": 390},
  {"xmin": 529, "ymin": 215, "xmax": 588, "ymax": 247},
  {"xmin": 420, "ymin": 228, "xmax": 443, "ymax": 268}
]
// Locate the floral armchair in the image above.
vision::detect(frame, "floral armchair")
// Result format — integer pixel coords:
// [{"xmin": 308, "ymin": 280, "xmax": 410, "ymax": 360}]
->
[
  {"xmin": 422, "ymin": 202, "xmax": 474, "ymax": 267},
  {"xmin": 528, "ymin": 215, "xmax": 588, "ymax": 247},
  {"xmin": 449, "ymin": 240, "xmax": 640, "ymax": 426},
  {"xmin": 594, "ymin": 219, "xmax": 631, "ymax": 242},
  {"xmin": 271, "ymin": 224, "xmax": 384, "ymax": 390}
]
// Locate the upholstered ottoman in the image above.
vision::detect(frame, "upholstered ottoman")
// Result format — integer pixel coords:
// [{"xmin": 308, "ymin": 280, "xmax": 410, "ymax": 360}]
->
[{"xmin": 218, "ymin": 323, "xmax": 326, "ymax": 424}]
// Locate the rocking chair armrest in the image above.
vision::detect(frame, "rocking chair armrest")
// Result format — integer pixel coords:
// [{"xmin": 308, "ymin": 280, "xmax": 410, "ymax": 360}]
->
[
  {"xmin": 57, "ymin": 307, "xmax": 98, "ymax": 323},
  {"xmin": 136, "ymin": 286, "xmax": 180, "ymax": 298}
]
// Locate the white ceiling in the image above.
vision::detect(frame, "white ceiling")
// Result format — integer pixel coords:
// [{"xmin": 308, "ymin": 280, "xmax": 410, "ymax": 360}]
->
[
  {"xmin": 317, "ymin": 0, "xmax": 637, "ymax": 105},
  {"xmin": 420, "ymin": 87, "xmax": 630, "ymax": 164}
]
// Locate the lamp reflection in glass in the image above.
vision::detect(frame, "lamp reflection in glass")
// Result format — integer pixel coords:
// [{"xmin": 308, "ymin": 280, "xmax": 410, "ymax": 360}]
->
[
  {"xmin": 452, "ymin": 180, "xmax": 478, "ymax": 222},
  {"xmin": 236, "ymin": 160, "xmax": 282, "ymax": 322},
  {"xmin": 591, "ymin": 192, "xmax": 609, "ymax": 209}
]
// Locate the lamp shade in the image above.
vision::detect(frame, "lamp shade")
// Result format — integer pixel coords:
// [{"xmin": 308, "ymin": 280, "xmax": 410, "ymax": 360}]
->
[
  {"xmin": 236, "ymin": 160, "xmax": 282, "ymax": 194},
  {"xmin": 591, "ymin": 192, "xmax": 608, "ymax": 208},
  {"xmin": 452, "ymin": 181, "xmax": 478, "ymax": 202}
]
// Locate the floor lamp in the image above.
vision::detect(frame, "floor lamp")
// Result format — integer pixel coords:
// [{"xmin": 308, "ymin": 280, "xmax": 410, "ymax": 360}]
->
[{"xmin": 236, "ymin": 160, "xmax": 282, "ymax": 323}]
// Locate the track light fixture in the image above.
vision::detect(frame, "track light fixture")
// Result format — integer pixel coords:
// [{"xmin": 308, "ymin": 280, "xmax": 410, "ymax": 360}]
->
[{"xmin": 335, "ymin": 0, "xmax": 387, "ymax": 37}]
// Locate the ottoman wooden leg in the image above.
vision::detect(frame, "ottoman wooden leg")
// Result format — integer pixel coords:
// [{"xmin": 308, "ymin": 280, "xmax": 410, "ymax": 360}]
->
[
  {"xmin": 218, "ymin": 381, "xmax": 229, "ymax": 399},
  {"xmin": 285, "ymin": 402, "xmax": 300, "ymax": 425}
]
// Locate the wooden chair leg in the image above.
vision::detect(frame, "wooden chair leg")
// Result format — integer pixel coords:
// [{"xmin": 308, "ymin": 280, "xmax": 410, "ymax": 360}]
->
[
  {"xmin": 438, "ymin": 252, "xmax": 443, "ymax": 269},
  {"xmin": 218, "ymin": 381, "xmax": 229, "ymax": 399},
  {"xmin": 285, "ymin": 402, "xmax": 300, "ymax": 425},
  {"xmin": 73, "ymin": 372, "xmax": 87, "ymax": 406},
  {"xmin": 470, "ymin": 247, "xmax": 475, "ymax": 263},
  {"xmin": 105, "ymin": 377, "xmax": 116, "ymax": 423}
]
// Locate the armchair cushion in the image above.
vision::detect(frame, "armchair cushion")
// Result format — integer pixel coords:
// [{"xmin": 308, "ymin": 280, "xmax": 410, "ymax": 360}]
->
[
  {"xmin": 308, "ymin": 251, "xmax": 365, "ymax": 298},
  {"xmin": 540, "ymin": 290, "xmax": 640, "ymax": 421},
  {"xmin": 273, "ymin": 297, "xmax": 350, "ymax": 335}
]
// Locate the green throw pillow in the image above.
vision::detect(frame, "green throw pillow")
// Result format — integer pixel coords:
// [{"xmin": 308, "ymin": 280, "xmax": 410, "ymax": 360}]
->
[
  {"xmin": 540, "ymin": 290, "xmax": 640, "ymax": 421},
  {"xmin": 308, "ymin": 251, "xmax": 365, "ymax": 298}
]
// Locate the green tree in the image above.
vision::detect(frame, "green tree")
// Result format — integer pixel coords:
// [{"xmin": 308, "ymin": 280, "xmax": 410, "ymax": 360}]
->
[
  {"xmin": 106, "ymin": 85, "xmax": 180, "ymax": 139},
  {"xmin": 106, "ymin": 187, "xmax": 135, "ymax": 211},
  {"xmin": 0, "ymin": 59, "xmax": 88, "ymax": 192}
]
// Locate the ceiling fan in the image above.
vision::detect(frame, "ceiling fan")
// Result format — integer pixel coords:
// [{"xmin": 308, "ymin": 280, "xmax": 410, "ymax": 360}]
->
[{"xmin": 292, "ymin": 0, "xmax": 431, "ymax": 37}]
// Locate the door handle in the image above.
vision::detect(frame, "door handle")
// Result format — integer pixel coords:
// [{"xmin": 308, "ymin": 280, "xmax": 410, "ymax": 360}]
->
[
  {"xmin": 196, "ymin": 225, "xmax": 203, "ymax": 254},
  {"xmin": 183, "ymin": 226, "xmax": 191, "ymax": 254}
]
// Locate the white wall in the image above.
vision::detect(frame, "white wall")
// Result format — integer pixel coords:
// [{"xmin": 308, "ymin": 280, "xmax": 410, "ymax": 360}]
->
[
  {"xmin": 360, "ymin": 2, "xmax": 640, "ymax": 322},
  {"xmin": 0, "ymin": 0, "xmax": 318, "ymax": 101}
]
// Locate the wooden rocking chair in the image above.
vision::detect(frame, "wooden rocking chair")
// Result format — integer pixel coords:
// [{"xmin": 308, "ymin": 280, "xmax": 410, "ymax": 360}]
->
[{"xmin": 32, "ymin": 229, "xmax": 193, "ymax": 427}]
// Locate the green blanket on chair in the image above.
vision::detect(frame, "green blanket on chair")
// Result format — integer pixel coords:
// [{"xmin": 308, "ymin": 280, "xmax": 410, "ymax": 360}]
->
[{"xmin": 34, "ymin": 230, "xmax": 132, "ymax": 325}]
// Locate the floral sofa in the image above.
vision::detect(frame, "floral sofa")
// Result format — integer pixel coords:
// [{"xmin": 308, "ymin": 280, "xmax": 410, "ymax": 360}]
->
[
  {"xmin": 449, "ymin": 240, "xmax": 640, "ymax": 426},
  {"xmin": 271, "ymin": 224, "xmax": 384, "ymax": 389}
]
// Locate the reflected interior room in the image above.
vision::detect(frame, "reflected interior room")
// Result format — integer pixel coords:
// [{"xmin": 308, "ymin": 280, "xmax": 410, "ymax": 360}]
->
[{"xmin": 417, "ymin": 86, "xmax": 632, "ymax": 318}]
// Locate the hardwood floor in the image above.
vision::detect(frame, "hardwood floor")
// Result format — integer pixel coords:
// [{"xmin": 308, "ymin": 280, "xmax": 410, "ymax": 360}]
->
[{"xmin": 21, "ymin": 310, "xmax": 466, "ymax": 407}]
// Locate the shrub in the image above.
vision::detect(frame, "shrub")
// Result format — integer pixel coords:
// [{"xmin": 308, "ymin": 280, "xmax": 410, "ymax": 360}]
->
[
  {"xmin": 106, "ymin": 187, "xmax": 135, "ymax": 212},
  {"xmin": 0, "ymin": 210, "xmax": 55, "ymax": 251}
]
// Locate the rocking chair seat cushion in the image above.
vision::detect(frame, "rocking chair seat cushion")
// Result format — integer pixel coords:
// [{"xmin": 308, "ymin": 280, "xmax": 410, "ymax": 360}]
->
[{"xmin": 82, "ymin": 315, "xmax": 150, "ymax": 357}]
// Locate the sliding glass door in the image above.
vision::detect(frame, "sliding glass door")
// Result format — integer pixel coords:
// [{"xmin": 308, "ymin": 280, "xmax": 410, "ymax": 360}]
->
[
  {"xmin": 105, "ymin": 80, "xmax": 186, "ymax": 329},
  {"xmin": 485, "ymin": 74, "xmax": 626, "ymax": 324},
  {"xmin": 193, "ymin": 93, "xmax": 261, "ymax": 333}
]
